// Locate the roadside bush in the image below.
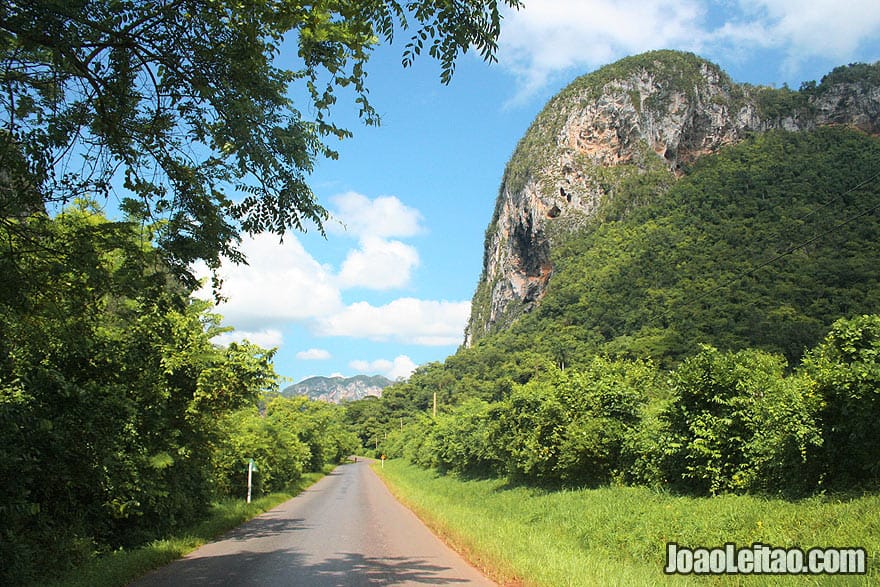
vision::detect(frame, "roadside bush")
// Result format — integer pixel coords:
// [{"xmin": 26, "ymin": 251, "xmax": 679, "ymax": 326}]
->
[
  {"xmin": 554, "ymin": 358, "xmax": 656, "ymax": 485},
  {"xmin": 620, "ymin": 396, "xmax": 674, "ymax": 488},
  {"xmin": 491, "ymin": 375, "xmax": 565, "ymax": 483},
  {"xmin": 212, "ymin": 408, "xmax": 310, "ymax": 498},
  {"xmin": 802, "ymin": 315, "xmax": 880, "ymax": 489},
  {"xmin": 431, "ymin": 399, "xmax": 500, "ymax": 476},
  {"xmin": 383, "ymin": 414, "xmax": 432, "ymax": 462},
  {"xmin": 662, "ymin": 346, "xmax": 821, "ymax": 496},
  {"xmin": 388, "ymin": 316, "xmax": 880, "ymax": 499},
  {"xmin": 489, "ymin": 358, "xmax": 657, "ymax": 486},
  {"xmin": 266, "ymin": 396, "xmax": 358, "ymax": 471},
  {"xmin": 742, "ymin": 371, "xmax": 822, "ymax": 497}
]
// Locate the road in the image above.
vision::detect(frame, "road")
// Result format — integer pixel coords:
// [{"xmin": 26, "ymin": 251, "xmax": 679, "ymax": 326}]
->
[{"xmin": 130, "ymin": 460, "xmax": 494, "ymax": 586}]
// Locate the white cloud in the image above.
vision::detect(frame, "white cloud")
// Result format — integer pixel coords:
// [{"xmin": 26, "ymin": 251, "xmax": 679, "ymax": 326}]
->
[
  {"xmin": 198, "ymin": 232, "xmax": 343, "ymax": 331},
  {"xmin": 497, "ymin": 0, "xmax": 880, "ymax": 100},
  {"xmin": 327, "ymin": 192, "xmax": 424, "ymax": 239},
  {"xmin": 499, "ymin": 0, "xmax": 705, "ymax": 100},
  {"xmin": 350, "ymin": 355, "xmax": 418, "ymax": 380},
  {"xmin": 195, "ymin": 195, "xmax": 466, "ymax": 355},
  {"xmin": 317, "ymin": 298, "xmax": 471, "ymax": 346},
  {"xmin": 296, "ymin": 348, "xmax": 332, "ymax": 360},
  {"xmin": 212, "ymin": 328, "xmax": 283, "ymax": 348},
  {"xmin": 713, "ymin": 1, "xmax": 880, "ymax": 70},
  {"xmin": 337, "ymin": 236, "xmax": 420, "ymax": 290}
]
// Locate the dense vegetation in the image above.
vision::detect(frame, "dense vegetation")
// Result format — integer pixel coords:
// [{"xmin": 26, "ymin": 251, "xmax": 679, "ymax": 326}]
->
[
  {"xmin": 470, "ymin": 56, "xmax": 880, "ymax": 340},
  {"xmin": 547, "ymin": 127, "xmax": 880, "ymax": 365},
  {"xmin": 1, "ymin": 1, "xmax": 520, "ymax": 583},
  {"xmin": 0, "ymin": 205, "xmax": 358, "ymax": 583},
  {"xmin": 350, "ymin": 125, "xmax": 880, "ymax": 501}
]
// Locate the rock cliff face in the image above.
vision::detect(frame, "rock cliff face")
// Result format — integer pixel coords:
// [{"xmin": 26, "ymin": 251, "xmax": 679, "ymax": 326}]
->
[
  {"xmin": 464, "ymin": 51, "xmax": 880, "ymax": 346},
  {"xmin": 281, "ymin": 374, "xmax": 392, "ymax": 403}
]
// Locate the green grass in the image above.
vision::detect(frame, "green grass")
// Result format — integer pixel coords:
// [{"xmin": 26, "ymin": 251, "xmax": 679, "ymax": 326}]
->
[
  {"xmin": 41, "ymin": 471, "xmax": 327, "ymax": 587},
  {"xmin": 375, "ymin": 460, "xmax": 880, "ymax": 586}
]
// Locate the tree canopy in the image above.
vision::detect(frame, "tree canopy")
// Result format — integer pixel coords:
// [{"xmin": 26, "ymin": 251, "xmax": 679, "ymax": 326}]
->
[
  {"xmin": 0, "ymin": 0, "xmax": 521, "ymax": 282},
  {"xmin": 0, "ymin": 2, "xmax": 523, "ymax": 581}
]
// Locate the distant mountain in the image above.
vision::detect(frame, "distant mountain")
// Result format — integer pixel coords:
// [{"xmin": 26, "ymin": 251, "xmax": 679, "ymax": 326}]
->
[{"xmin": 281, "ymin": 374, "xmax": 393, "ymax": 403}]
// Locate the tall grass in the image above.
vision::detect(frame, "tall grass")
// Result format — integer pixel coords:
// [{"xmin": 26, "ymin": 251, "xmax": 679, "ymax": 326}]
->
[
  {"xmin": 40, "ymin": 471, "xmax": 326, "ymax": 587},
  {"xmin": 375, "ymin": 460, "xmax": 879, "ymax": 586}
]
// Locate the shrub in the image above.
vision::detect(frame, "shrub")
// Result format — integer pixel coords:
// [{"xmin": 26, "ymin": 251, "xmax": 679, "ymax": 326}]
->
[
  {"xmin": 662, "ymin": 346, "xmax": 821, "ymax": 496},
  {"xmin": 803, "ymin": 315, "xmax": 880, "ymax": 489}
]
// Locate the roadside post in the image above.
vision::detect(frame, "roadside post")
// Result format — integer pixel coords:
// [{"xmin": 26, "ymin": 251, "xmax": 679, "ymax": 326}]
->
[{"xmin": 247, "ymin": 458, "xmax": 257, "ymax": 503}]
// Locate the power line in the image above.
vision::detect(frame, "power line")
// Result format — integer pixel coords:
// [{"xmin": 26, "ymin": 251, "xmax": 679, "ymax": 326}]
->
[
  {"xmin": 656, "ymin": 172, "xmax": 880, "ymax": 322},
  {"xmin": 784, "ymin": 170, "xmax": 880, "ymax": 228}
]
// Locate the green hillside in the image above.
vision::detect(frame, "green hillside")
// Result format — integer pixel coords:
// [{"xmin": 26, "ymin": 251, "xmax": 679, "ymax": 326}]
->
[
  {"xmin": 399, "ymin": 125, "xmax": 880, "ymax": 396},
  {"xmin": 350, "ymin": 117, "xmax": 880, "ymax": 497},
  {"xmin": 530, "ymin": 126, "xmax": 880, "ymax": 366}
]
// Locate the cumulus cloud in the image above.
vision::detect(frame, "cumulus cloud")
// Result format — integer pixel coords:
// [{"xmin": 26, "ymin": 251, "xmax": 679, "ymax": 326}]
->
[
  {"xmin": 195, "ymin": 194, "xmax": 468, "ymax": 366},
  {"xmin": 499, "ymin": 0, "xmax": 705, "ymax": 100},
  {"xmin": 323, "ymin": 192, "xmax": 426, "ymax": 290},
  {"xmin": 296, "ymin": 348, "xmax": 332, "ymax": 360},
  {"xmin": 350, "ymin": 355, "xmax": 418, "ymax": 380},
  {"xmin": 497, "ymin": 0, "xmax": 880, "ymax": 100},
  {"xmin": 318, "ymin": 298, "xmax": 471, "ymax": 346},
  {"xmin": 328, "ymin": 192, "xmax": 424, "ymax": 240},
  {"xmin": 211, "ymin": 328, "xmax": 283, "ymax": 348},
  {"xmin": 337, "ymin": 237, "xmax": 420, "ymax": 290},
  {"xmin": 711, "ymin": 0, "xmax": 880, "ymax": 71},
  {"xmin": 200, "ymin": 232, "xmax": 342, "ymax": 331}
]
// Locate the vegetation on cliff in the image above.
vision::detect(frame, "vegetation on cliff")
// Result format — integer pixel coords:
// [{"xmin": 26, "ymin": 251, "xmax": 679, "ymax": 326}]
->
[
  {"xmin": 498, "ymin": 50, "xmax": 729, "ymax": 201},
  {"xmin": 542, "ymin": 126, "xmax": 880, "ymax": 366},
  {"xmin": 351, "ymin": 59, "xmax": 880, "ymax": 499},
  {"xmin": 468, "ymin": 53, "xmax": 880, "ymax": 345}
]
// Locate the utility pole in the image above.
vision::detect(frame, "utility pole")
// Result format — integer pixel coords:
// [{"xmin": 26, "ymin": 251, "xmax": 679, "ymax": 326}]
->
[{"xmin": 433, "ymin": 391, "xmax": 437, "ymax": 419}]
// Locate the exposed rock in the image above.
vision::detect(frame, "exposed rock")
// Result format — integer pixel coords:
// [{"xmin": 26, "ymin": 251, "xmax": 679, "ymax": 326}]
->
[
  {"xmin": 281, "ymin": 374, "xmax": 393, "ymax": 403},
  {"xmin": 464, "ymin": 51, "xmax": 880, "ymax": 346}
]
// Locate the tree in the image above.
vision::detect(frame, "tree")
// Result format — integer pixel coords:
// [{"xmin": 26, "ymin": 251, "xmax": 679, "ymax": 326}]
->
[
  {"xmin": 803, "ymin": 315, "xmax": 880, "ymax": 488},
  {"xmin": 0, "ymin": 0, "xmax": 522, "ymax": 283},
  {"xmin": 430, "ymin": 398, "xmax": 499, "ymax": 476},
  {"xmin": 661, "ymin": 346, "xmax": 821, "ymax": 496},
  {"xmin": 0, "ymin": 204, "xmax": 278, "ymax": 581},
  {"xmin": 213, "ymin": 407, "xmax": 310, "ymax": 498},
  {"xmin": 266, "ymin": 395, "xmax": 357, "ymax": 471}
]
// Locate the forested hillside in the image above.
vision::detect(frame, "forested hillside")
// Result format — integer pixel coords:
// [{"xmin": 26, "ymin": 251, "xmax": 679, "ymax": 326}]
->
[
  {"xmin": 531, "ymin": 126, "xmax": 880, "ymax": 366},
  {"xmin": 349, "ymin": 59, "xmax": 880, "ymax": 500},
  {"xmin": 466, "ymin": 51, "xmax": 880, "ymax": 345}
]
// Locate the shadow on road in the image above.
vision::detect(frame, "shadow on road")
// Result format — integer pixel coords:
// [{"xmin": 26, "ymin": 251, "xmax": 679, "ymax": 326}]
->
[
  {"xmin": 134, "ymin": 547, "xmax": 476, "ymax": 586},
  {"xmin": 131, "ymin": 462, "xmax": 491, "ymax": 586},
  {"xmin": 303, "ymin": 551, "xmax": 473, "ymax": 585},
  {"xmin": 222, "ymin": 515, "xmax": 310, "ymax": 542}
]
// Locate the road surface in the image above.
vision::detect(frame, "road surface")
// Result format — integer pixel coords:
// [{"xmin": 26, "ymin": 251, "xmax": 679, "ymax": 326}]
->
[{"xmin": 130, "ymin": 460, "xmax": 494, "ymax": 586}]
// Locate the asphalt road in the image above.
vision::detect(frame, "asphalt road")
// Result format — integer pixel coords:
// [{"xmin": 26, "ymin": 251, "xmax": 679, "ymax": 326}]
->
[{"xmin": 130, "ymin": 460, "xmax": 494, "ymax": 586}]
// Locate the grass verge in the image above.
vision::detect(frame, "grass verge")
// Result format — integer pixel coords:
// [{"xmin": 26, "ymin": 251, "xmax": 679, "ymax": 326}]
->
[
  {"xmin": 42, "ymin": 471, "xmax": 327, "ymax": 587},
  {"xmin": 374, "ymin": 460, "xmax": 879, "ymax": 586}
]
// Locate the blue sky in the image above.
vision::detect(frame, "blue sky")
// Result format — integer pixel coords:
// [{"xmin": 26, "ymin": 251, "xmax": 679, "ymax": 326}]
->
[{"xmin": 201, "ymin": 0, "xmax": 880, "ymax": 386}]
